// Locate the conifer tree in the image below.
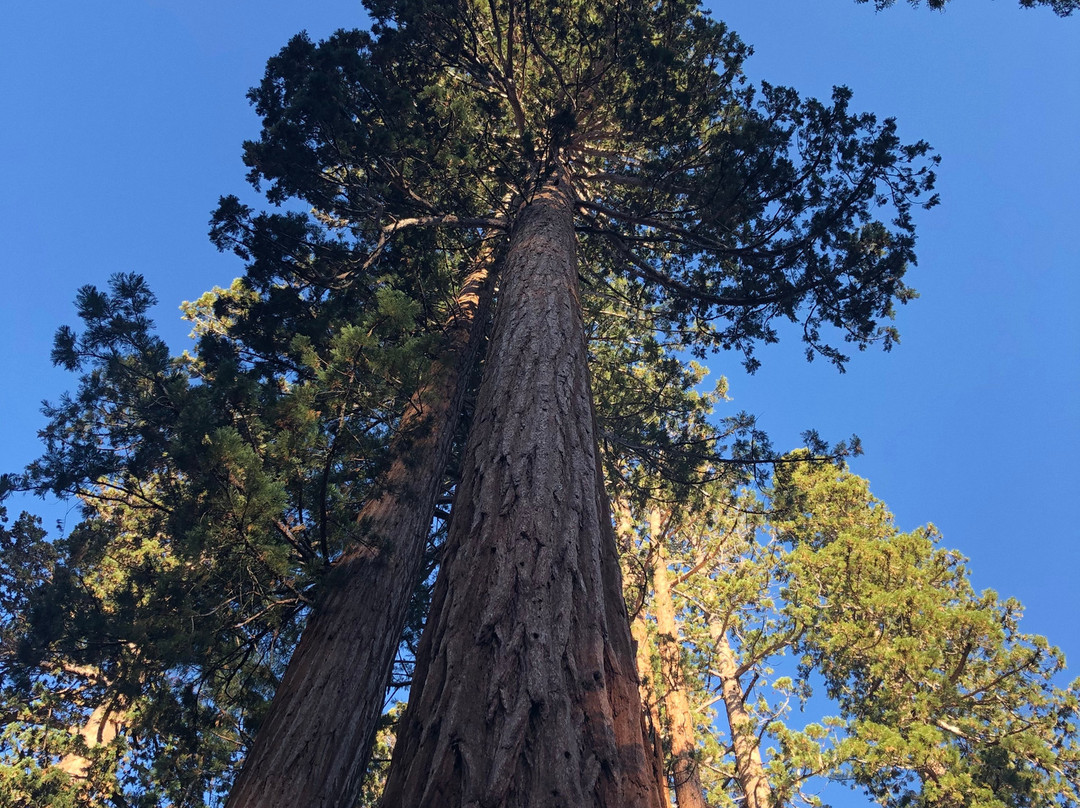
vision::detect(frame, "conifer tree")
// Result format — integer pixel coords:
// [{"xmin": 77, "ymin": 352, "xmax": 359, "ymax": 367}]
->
[
  {"xmin": 623, "ymin": 458, "xmax": 1080, "ymax": 808},
  {"xmin": 143, "ymin": 0, "xmax": 938, "ymax": 800},
  {"xmin": 0, "ymin": 266, "xmax": 438, "ymax": 804},
  {"xmin": 24, "ymin": 0, "xmax": 1080, "ymax": 804}
]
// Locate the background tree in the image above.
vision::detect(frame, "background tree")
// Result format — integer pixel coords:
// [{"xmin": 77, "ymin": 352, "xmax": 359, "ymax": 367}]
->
[
  {"xmin": 0, "ymin": 247, "xmax": 442, "ymax": 803},
  {"xmin": 623, "ymin": 457, "xmax": 1080, "ymax": 807}
]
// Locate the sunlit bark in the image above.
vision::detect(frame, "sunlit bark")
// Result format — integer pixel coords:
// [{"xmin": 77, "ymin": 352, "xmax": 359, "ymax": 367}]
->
[
  {"xmin": 56, "ymin": 700, "xmax": 123, "ymax": 781},
  {"xmin": 650, "ymin": 509, "xmax": 709, "ymax": 808},
  {"xmin": 618, "ymin": 500, "xmax": 673, "ymax": 807},
  {"xmin": 714, "ymin": 632, "xmax": 773, "ymax": 808},
  {"xmin": 379, "ymin": 169, "xmax": 664, "ymax": 807}
]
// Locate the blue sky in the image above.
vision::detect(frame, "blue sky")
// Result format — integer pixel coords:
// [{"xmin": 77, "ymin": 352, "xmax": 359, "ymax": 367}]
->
[
  {"xmin": 717, "ymin": 0, "xmax": 1079, "ymax": 650},
  {"xmin": 1, "ymin": 0, "xmax": 1077, "ymax": 800}
]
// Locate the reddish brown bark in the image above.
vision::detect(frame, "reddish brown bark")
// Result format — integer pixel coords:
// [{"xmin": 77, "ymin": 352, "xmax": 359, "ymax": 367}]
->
[
  {"xmin": 714, "ymin": 633, "xmax": 773, "ymax": 808},
  {"xmin": 649, "ymin": 510, "xmax": 709, "ymax": 808},
  {"xmin": 379, "ymin": 170, "xmax": 664, "ymax": 807},
  {"xmin": 226, "ymin": 261, "xmax": 493, "ymax": 808}
]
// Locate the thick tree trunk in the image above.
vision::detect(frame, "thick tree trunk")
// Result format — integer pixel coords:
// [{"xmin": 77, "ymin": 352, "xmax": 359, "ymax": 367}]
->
[
  {"xmin": 713, "ymin": 633, "xmax": 772, "ymax": 808},
  {"xmin": 649, "ymin": 510, "xmax": 708, "ymax": 808},
  {"xmin": 379, "ymin": 169, "xmax": 664, "ymax": 808},
  {"xmin": 226, "ymin": 261, "xmax": 494, "ymax": 808}
]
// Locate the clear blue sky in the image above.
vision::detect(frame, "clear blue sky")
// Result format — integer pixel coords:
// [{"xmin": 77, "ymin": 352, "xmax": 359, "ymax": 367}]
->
[
  {"xmin": 1, "ymin": 1, "xmax": 1077, "ymax": 801},
  {"xmin": 717, "ymin": 0, "xmax": 1079, "ymax": 652}
]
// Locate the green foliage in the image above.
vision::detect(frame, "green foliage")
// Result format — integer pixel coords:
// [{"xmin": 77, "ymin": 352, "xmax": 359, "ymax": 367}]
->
[
  {"xmin": 355, "ymin": 701, "xmax": 408, "ymax": 807},
  {"xmin": 0, "ymin": 509, "xmax": 53, "ymax": 652},
  {"xmin": 587, "ymin": 272, "xmax": 773, "ymax": 505},
  {"xmin": 775, "ymin": 460, "xmax": 1080, "ymax": 806},
  {"xmin": 235, "ymin": 0, "xmax": 938, "ymax": 374},
  {"xmin": 1, "ymin": 260, "xmax": 442, "ymax": 803},
  {"xmin": 7, "ymin": 0, "xmax": 1061, "ymax": 803},
  {"xmin": 637, "ymin": 458, "xmax": 1079, "ymax": 807}
]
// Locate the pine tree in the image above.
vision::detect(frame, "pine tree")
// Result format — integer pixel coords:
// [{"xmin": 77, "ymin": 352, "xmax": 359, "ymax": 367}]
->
[
  {"xmin": 625, "ymin": 457, "xmax": 1080, "ymax": 807},
  {"xmin": 0, "ymin": 260, "xmax": 437, "ymax": 801}
]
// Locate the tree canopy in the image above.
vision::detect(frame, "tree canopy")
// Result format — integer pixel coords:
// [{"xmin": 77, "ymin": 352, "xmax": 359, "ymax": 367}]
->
[
  {"xmin": 1, "ymin": 0, "xmax": 1076, "ymax": 806},
  {"xmin": 620, "ymin": 458, "xmax": 1080, "ymax": 808}
]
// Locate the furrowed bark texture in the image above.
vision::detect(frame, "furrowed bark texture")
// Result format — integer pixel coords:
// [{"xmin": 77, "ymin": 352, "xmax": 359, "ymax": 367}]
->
[
  {"xmin": 226, "ymin": 263, "xmax": 493, "ymax": 808},
  {"xmin": 714, "ymin": 634, "xmax": 773, "ymax": 808},
  {"xmin": 379, "ymin": 171, "xmax": 664, "ymax": 808},
  {"xmin": 650, "ymin": 511, "xmax": 709, "ymax": 808}
]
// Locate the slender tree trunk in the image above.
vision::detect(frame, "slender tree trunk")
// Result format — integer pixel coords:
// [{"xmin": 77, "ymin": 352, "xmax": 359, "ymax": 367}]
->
[
  {"xmin": 713, "ymin": 633, "xmax": 772, "ymax": 808},
  {"xmin": 379, "ymin": 168, "xmax": 664, "ymax": 807},
  {"xmin": 57, "ymin": 699, "xmax": 123, "ymax": 780},
  {"xmin": 631, "ymin": 611, "xmax": 672, "ymax": 807},
  {"xmin": 617, "ymin": 500, "xmax": 672, "ymax": 807},
  {"xmin": 226, "ymin": 260, "xmax": 494, "ymax": 808},
  {"xmin": 649, "ymin": 510, "xmax": 708, "ymax": 808}
]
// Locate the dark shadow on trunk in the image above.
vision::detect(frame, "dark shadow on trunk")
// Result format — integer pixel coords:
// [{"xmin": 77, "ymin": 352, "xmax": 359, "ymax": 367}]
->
[{"xmin": 226, "ymin": 259, "xmax": 495, "ymax": 808}]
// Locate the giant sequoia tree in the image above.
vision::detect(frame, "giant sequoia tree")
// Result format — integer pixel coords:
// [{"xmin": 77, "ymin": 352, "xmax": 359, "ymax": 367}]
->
[{"xmin": 215, "ymin": 1, "xmax": 937, "ymax": 805}]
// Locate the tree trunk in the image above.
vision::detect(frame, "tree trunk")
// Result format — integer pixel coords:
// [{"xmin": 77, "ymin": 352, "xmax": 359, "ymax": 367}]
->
[
  {"xmin": 379, "ymin": 169, "xmax": 664, "ymax": 808},
  {"xmin": 57, "ymin": 699, "xmax": 123, "ymax": 780},
  {"xmin": 617, "ymin": 501, "xmax": 672, "ymax": 807},
  {"xmin": 631, "ymin": 612, "xmax": 672, "ymax": 807},
  {"xmin": 713, "ymin": 632, "xmax": 772, "ymax": 808},
  {"xmin": 226, "ymin": 260, "xmax": 494, "ymax": 808},
  {"xmin": 649, "ymin": 510, "xmax": 708, "ymax": 808}
]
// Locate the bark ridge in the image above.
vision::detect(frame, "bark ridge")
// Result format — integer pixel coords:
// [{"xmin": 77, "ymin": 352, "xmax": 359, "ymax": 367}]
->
[{"xmin": 380, "ymin": 172, "xmax": 663, "ymax": 808}]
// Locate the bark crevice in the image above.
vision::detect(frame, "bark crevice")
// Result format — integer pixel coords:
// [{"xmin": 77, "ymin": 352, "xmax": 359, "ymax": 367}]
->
[{"xmin": 379, "ymin": 169, "xmax": 663, "ymax": 807}]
